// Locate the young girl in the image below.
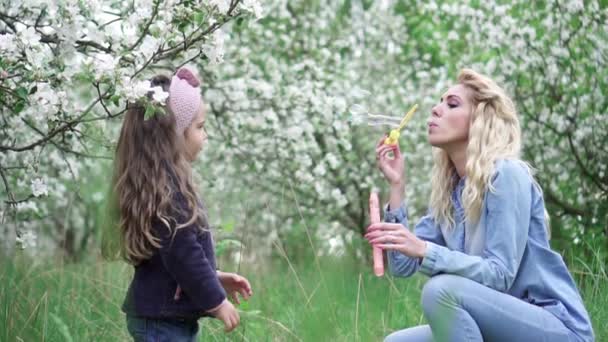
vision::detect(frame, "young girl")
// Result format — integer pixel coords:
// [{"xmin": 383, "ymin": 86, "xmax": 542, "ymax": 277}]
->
[
  {"xmin": 366, "ymin": 69, "xmax": 594, "ymax": 341},
  {"xmin": 111, "ymin": 67, "xmax": 252, "ymax": 341}
]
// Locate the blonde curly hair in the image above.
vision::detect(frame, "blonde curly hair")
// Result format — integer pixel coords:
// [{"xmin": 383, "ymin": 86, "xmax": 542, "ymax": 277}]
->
[{"xmin": 429, "ymin": 69, "xmax": 522, "ymax": 227}]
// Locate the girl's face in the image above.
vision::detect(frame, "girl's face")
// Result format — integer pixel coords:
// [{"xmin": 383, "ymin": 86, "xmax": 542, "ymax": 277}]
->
[
  {"xmin": 427, "ymin": 84, "xmax": 472, "ymax": 150},
  {"xmin": 184, "ymin": 105, "xmax": 208, "ymax": 162}
]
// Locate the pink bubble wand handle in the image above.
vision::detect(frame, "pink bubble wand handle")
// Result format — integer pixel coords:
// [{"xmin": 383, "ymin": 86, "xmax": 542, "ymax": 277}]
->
[{"xmin": 369, "ymin": 191, "xmax": 384, "ymax": 276}]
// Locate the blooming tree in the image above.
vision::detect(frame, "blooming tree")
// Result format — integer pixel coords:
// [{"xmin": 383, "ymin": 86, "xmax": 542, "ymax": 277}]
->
[
  {"xmin": 1, "ymin": 0, "xmax": 605, "ymax": 260},
  {"xmin": 199, "ymin": 0, "xmax": 452, "ymax": 258},
  {"xmin": 201, "ymin": 0, "xmax": 607, "ymax": 258},
  {"xmin": 0, "ymin": 0, "xmax": 261, "ymax": 256}
]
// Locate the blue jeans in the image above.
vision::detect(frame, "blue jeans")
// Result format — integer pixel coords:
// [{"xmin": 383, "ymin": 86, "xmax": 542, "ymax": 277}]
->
[
  {"xmin": 385, "ymin": 275, "xmax": 579, "ymax": 342},
  {"xmin": 126, "ymin": 315, "xmax": 199, "ymax": 342}
]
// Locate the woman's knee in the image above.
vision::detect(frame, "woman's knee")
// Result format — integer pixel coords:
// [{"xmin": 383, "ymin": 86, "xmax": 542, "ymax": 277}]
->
[
  {"xmin": 384, "ymin": 332, "xmax": 401, "ymax": 342},
  {"xmin": 421, "ymin": 274, "xmax": 468, "ymax": 313},
  {"xmin": 384, "ymin": 325, "xmax": 433, "ymax": 342}
]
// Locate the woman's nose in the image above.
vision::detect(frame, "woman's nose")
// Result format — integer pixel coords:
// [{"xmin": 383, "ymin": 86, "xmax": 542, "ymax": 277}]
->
[{"xmin": 431, "ymin": 104, "xmax": 440, "ymax": 117}]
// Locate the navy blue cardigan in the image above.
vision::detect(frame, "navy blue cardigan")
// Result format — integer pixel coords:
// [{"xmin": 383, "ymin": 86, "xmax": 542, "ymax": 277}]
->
[{"xmin": 122, "ymin": 192, "xmax": 226, "ymax": 320}]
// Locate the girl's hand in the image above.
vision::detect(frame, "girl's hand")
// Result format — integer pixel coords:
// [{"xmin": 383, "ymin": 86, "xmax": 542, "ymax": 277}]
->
[
  {"xmin": 218, "ymin": 271, "xmax": 253, "ymax": 305},
  {"xmin": 208, "ymin": 299, "xmax": 240, "ymax": 332},
  {"xmin": 376, "ymin": 136, "xmax": 404, "ymax": 186},
  {"xmin": 365, "ymin": 222, "xmax": 427, "ymax": 258},
  {"xmin": 173, "ymin": 272, "xmax": 253, "ymax": 304}
]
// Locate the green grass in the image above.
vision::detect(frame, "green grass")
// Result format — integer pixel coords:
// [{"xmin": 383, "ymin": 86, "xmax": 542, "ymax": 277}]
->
[{"xmin": 1, "ymin": 251, "xmax": 606, "ymax": 341}]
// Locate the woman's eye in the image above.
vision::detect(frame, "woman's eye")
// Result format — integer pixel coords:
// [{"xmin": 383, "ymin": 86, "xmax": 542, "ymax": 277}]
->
[{"xmin": 448, "ymin": 103, "xmax": 458, "ymax": 108}]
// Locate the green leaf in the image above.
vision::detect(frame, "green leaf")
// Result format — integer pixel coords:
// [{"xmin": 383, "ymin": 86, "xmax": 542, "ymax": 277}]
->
[
  {"xmin": 144, "ymin": 104, "xmax": 156, "ymax": 120},
  {"xmin": 214, "ymin": 239, "xmax": 242, "ymax": 257},
  {"xmin": 222, "ymin": 220, "xmax": 236, "ymax": 233},
  {"xmin": 13, "ymin": 100, "xmax": 25, "ymax": 114},
  {"xmin": 177, "ymin": 21, "xmax": 189, "ymax": 33},
  {"xmin": 110, "ymin": 95, "xmax": 121, "ymax": 107},
  {"xmin": 16, "ymin": 87, "xmax": 28, "ymax": 100},
  {"xmin": 194, "ymin": 11, "xmax": 205, "ymax": 26}
]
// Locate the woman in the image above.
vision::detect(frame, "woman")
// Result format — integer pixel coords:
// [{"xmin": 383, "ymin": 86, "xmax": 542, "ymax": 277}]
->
[{"xmin": 365, "ymin": 69, "xmax": 594, "ymax": 341}]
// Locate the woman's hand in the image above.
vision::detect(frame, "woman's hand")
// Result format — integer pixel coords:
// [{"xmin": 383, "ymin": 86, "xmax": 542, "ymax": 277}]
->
[
  {"xmin": 376, "ymin": 136, "xmax": 404, "ymax": 187},
  {"xmin": 217, "ymin": 271, "xmax": 253, "ymax": 305},
  {"xmin": 376, "ymin": 136, "xmax": 406, "ymax": 209},
  {"xmin": 365, "ymin": 222, "xmax": 427, "ymax": 258}
]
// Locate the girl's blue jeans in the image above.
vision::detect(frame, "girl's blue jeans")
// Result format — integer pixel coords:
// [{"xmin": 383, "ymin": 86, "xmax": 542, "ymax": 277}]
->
[
  {"xmin": 385, "ymin": 274, "xmax": 579, "ymax": 342},
  {"xmin": 126, "ymin": 315, "xmax": 199, "ymax": 342}
]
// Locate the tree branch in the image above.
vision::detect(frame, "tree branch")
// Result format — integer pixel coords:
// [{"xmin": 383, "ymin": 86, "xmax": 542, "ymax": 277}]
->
[
  {"xmin": 566, "ymin": 130, "xmax": 607, "ymax": 192},
  {"xmin": 544, "ymin": 187, "xmax": 589, "ymax": 217},
  {"xmin": 0, "ymin": 95, "xmax": 103, "ymax": 152}
]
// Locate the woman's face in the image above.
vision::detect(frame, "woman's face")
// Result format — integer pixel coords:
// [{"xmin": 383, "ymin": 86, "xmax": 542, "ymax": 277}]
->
[
  {"xmin": 427, "ymin": 84, "xmax": 473, "ymax": 150},
  {"xmin": 184, "ymin": 105, "xmax": 208, "ymax": 162}
]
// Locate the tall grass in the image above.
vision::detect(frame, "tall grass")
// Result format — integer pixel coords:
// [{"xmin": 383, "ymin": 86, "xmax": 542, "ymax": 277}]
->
[
  {"xmin": 1, "ymin": 246, "xmax": 606, "ymax": 341},
  {"xmin": 1, "ymin": 255, "xmax": 132, "ymax": 341}
]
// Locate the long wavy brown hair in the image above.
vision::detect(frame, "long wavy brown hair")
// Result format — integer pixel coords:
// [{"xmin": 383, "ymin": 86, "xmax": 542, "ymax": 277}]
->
[{"xmin": 103, "ymin": 75, "xmax": 207, "ymax": 265}]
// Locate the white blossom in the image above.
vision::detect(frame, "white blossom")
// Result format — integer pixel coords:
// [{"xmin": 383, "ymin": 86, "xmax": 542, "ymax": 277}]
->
[
  {"xmin": 18, "ymin": 26, "xmax": 41, "ymax": 47},
  {"xmin": 209, "ymin": 0, "xmax": 231, "ymax": 14},
  {"xmin": 16, "ymin": 230, "xmax": 37, "ymax": 249},
  {"xmin": 151, "ymin": 86, "xmax": 169, "ymax": 104},
  {"xmin": 241, "ymin": 0, "xmax": 264, "ymax": 19},
  {"xmin": 30, "ymin": 178, "xmax": 48, "ymax": 198},
  {"xmin": 202, "ymin": 29, "xmax": 226, "ymax": 65},
  {"xmin": 123, "ymin": 80, "xmax": 152, "ymax": 102}
]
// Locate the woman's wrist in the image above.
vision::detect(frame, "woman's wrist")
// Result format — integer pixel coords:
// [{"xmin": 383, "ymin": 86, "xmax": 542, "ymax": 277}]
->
[
  {"xmin": 388, "ymin": 181, "xmax": 404, "ymax": 210},
  {"xmin": 417, "ymin": 240, "xmax": 427, "ymax": 259},
  {"xmin": 390, "ymin": 179, "xmax": 404, "ymax": 192}
]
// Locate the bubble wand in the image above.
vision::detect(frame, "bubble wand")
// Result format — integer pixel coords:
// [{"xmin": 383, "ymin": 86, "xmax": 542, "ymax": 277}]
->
[
  {"xmin": 348, "ymin": 103, "xmax": 418, "ymax": 275},
  {"xmin": 369, "ymin": 190, "xmax": 383, "ymax": 276},
  {"xmin": 384, "ymin": 104, "xmax": 418, "ymax": 145}
]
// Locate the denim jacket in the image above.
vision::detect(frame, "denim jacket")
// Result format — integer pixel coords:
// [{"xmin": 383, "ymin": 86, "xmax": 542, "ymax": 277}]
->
[{"xmin": 385, "ymin": 159, "xmax": 594, "ymax": 341}]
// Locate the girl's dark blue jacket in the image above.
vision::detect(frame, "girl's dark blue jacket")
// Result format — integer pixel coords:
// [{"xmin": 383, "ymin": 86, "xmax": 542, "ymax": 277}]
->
[{"xmin": 121, "ymin": 191, "xmax": 226, "ymax": 320}]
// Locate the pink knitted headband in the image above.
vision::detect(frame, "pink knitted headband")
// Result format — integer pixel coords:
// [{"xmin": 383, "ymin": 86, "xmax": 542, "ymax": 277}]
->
[{"xmin": 169, "ymin": 67, "xmax": 202, "ymax": 134}]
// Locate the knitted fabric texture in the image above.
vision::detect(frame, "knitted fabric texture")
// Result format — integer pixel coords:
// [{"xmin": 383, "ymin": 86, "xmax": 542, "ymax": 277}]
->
[{"xmin": 169, "ymin": 67, "xmax": 202, "ymax": 133}]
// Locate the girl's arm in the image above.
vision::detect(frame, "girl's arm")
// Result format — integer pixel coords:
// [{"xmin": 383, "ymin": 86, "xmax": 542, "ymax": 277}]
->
[
  {"xmin": 418, "ymin": 160, "xmax": 532, "ymax": 292},
  {"xmin": 157, "ymin": 193, "xmax": 226, "ymax": 311}
]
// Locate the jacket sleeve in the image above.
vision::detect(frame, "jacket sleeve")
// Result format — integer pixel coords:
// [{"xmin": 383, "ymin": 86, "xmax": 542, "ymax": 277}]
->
[
  {"xmin": 155, "ymin": 192, "xmax": 226, "ymax": 311},
  {"xmin": 385, "ymin": 202, "xmax": 446, "ymax": 278}
]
